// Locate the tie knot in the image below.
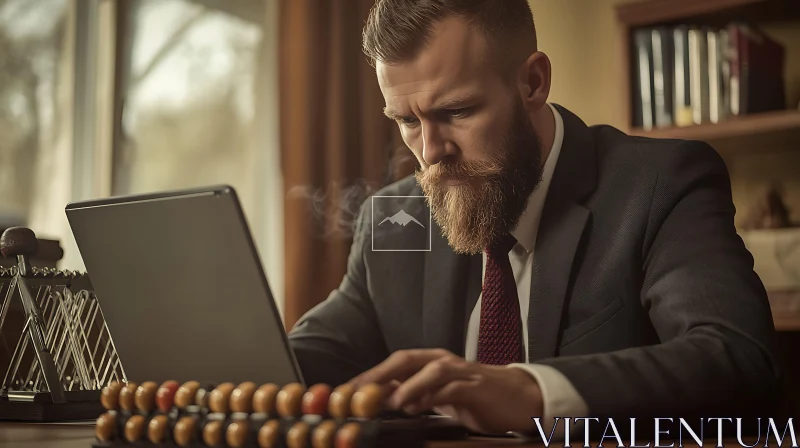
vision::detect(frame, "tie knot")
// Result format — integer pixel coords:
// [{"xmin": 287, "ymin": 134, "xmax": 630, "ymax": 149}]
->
[{"xmin": 487, "ymin": 233, "xmax": 517, "ymax": 256}]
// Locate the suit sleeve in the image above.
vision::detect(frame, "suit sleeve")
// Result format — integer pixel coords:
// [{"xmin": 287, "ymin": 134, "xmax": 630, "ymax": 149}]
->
[
  {"xmin": 287, "ymin": 200, "xmax": 389, "ymax": 386},
  {"xmin": 534, "ymin": 141, "xmax": 779, "ymax": 419}
]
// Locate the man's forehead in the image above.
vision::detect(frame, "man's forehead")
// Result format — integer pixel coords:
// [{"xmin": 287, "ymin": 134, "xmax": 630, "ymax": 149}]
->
[{"xmin": 376, "ymin": 16, "xmax": 492, "ymax": 107}]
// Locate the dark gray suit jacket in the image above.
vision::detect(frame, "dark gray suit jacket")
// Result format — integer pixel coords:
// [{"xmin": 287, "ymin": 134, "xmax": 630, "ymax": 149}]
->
[{"xmin": 287, "ymin": 105, "xmax": 779, "ymax": 420}]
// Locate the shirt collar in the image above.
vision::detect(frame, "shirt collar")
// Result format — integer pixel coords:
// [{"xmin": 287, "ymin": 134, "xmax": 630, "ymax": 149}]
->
[{"xmin": 510, "ymin": 103, "xmax": 564, "ymax": 253}]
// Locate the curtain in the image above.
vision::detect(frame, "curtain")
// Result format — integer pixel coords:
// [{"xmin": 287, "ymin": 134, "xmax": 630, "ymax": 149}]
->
[{"xmin": 279, "ymin": 0, "xmax": 412, "ymax": 330}]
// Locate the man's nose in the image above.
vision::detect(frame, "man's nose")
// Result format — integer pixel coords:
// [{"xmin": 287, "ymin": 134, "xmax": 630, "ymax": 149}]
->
[{"xmin": 421, "ymin": 123, "xmax": 455, "ymax": 166}]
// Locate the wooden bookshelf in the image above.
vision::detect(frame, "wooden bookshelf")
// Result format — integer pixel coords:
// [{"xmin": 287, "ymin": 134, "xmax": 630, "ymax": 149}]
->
[
  {"xmin": 774, "ymin": 313, "xmax": 800, "ymax": 332},
  {"xmin": 616, "ymin": 0, "xmax": 800, "ymax": 153},
  {"xmin": 628, "ymin": 109, "xmax": 800, "ymax": 152},
  {"xmin": 617, "ymin": 0, "xmax": 800, "ymax": 27}
]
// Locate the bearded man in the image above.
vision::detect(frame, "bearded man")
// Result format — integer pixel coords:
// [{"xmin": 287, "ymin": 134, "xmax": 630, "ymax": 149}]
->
[{"xmin": 287, "ymin": 0, "xmax": 778, "ymax": 438}]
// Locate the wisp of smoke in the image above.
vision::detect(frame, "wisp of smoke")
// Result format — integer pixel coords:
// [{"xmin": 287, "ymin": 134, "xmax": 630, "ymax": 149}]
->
[{"xmin": 286, "ymin": 179, "xmax": 381, "ymax": 240}]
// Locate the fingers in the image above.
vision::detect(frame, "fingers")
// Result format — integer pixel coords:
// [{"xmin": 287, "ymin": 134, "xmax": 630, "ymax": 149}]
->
[
  {"xmin": 389, "ymin": 357, "xmax": 477, "ymax": 413},
  {"xmin": 423, "ymin": 378, "xmax": 472, "ymax": 409},
  {"xmin": 349, "ymin": 349, "xmax": 454, "ymax": 388}
]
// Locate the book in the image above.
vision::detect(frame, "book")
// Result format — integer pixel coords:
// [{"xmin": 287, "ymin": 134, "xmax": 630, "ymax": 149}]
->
[
  {"xmin": 651, "ymin": 27, "xmax": 674, "ymax": 128},
  {"xmin": 632, "ymin": 28, "xmax": 655, "ymax": 130},
  {"xmin": 673, "ymin": 26, "xmax": 693, "ymax": 127}
]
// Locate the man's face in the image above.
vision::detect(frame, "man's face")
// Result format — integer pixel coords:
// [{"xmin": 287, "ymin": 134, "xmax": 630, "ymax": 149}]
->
[{"xmin": 377, "ymin": 17, "xmax": 543, "ymax": 254}]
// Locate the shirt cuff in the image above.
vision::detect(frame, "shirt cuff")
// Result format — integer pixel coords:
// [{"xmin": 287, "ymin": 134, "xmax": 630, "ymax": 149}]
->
[{"xmin": 506, "ymin": 363, "xmax": 589, "ymax": 442}]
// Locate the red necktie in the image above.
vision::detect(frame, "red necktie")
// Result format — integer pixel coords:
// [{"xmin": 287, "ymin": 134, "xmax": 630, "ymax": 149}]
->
[{"xmin": 477, "ymin": 233, "xmax": 523, "ymax": 365}]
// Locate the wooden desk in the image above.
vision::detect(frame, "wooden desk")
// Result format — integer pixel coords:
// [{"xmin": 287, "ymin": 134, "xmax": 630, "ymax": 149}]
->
[{"xmin": 0, "ymin": 422, "xmax": 533, "ymax": 448}]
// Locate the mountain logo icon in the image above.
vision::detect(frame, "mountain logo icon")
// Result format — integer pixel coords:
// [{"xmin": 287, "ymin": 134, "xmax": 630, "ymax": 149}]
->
[{"xmin": 379, "ymin": 209, "xmax": 425, "ymax": 228}]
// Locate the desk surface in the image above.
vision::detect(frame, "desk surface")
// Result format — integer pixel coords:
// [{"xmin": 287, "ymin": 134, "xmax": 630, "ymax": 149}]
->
[{"xmin": 0, "ymin": 422, "xmax": 533, "ymax": 448}]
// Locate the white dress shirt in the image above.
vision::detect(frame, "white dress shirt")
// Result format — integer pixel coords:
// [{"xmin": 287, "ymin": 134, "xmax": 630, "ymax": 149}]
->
[{"xmin": 463, "ymin": 103, "xmax": 588, "ymax": 434}]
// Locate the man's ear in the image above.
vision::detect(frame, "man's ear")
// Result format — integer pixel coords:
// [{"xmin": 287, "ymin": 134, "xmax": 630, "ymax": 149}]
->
[{"xmin": 517, "ymin": 51, "xmax": 551, "ymax": 110}]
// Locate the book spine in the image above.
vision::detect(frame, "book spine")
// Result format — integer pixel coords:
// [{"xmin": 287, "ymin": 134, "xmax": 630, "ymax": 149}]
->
[
  {"xmin": 688, "ymin": 28, "xmax": 710, "ymax": 125},
  {"xmin": 652, "ymin": 27, "xmax": 674, "ymax": 128},
  {"xmin": 633, "ymin": 28, "xmax": 655, "ymax": 130},
  {"xmin": 673, "ymin": 26, "xmax": 692, "ymax": 127}
]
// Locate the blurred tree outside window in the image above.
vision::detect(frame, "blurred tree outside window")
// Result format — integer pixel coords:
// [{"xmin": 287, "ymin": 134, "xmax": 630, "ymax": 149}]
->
[
  {"xmin": 114, "ymin": 0, "xmax": 264, "ymax": 230},
  {"xmin": 0, "ymin": 0, "xmax": 72, "ymax": 234},
  {"xmin": 113, "ymin": 0, "xmax": 284, "ymax": 307},
  {"xmin": 0, "ymin": 0, "xmax": 283, "ymax": 306}
]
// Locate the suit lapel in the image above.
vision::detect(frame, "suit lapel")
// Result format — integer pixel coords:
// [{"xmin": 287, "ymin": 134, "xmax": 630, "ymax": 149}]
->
[
  {"xmin": 527, "ymin": 105, "xmax": 597, "ymax": 361},
  {"xmin": 422, "ymin": 220, "xmax": 481, "ymax": 357}
]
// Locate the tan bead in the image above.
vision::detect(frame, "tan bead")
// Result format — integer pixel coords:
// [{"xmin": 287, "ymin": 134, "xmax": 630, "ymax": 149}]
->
[
  {"xmin": 335, "ymin": 422, "xmax": 362, "ymax": 448},
  {"xmin": 312, "ymin": 420, "xmax": 338, "ymax": 448},
  {"xmin": 258, "ymin": 420, "xmax": 281, "ymax": 448},
  {"xmin": 287, "ymin": 421, "xmax": 311, "ymax": 448},
  {"xmin": 208, "ymin": 382, "xmax": 236, "ymax": 413},
  {"xmin": 351, "ymin": 383, "xmax": 383, "ymax": 419},
  {"xmin": 135, "ymin": 381, "xmax": 158, "ymax": 413},
  {"xmin": 276, "ymin": 383, "xmax": 306, "ymax": 418},
  {"xmin": 174, "ymin": 380, "xmax": 201, "ymax": 409},
  {"xmin": 203, "ymin": 419, "xmax": 224, "ymax": 446},
  {"xmin": 95, "ymin": 412, "xmax": 116, "ymax": 442},
  {"xmin": 230, "ymin": 381, "xmax": 258, "ymax": 413},
  {"xmin": 253, "ymin": 383, "xmax": 279, "ymax": 414},
  {"xmin": 226, "ymin": 419, "xmax": 250, "ymax": 448},
  {"xmin": 196, "ymin": 386, "xmax": 211, "ymax": 409},
  {"xmin": 124, "ymin": 414, "xmax": 146, "ymax": 442},
  {"xmin": 100, "ymin": 382, "xmax": 123, "ymax": 410},
  {"xmin": 118, "ymin": 382, "xmax": 138, "ymax": 411},
  {"xmin": 328, "ymin": 384, "xmax": 355, "ymax": 419},
  {"xmin": 174, "ymin": 416, "xmax": 197, "ymax": 447},
  {"xmin": 148, "ymin": 415, "xmax": 169, "ymax": 443}
]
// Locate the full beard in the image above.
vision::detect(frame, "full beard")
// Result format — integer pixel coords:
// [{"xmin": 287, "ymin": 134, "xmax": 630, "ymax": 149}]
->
[{"xmin": 415, "ymin": 101, "xmax": 544, "ymax": 255}]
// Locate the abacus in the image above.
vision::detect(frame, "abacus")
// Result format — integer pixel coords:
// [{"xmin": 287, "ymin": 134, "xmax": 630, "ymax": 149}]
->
[
  {"xmin": 93, "ymin": 380, "xmax": 467, "ymax": 448},
  {"xmin": 0, "ymin": 227, "xmax": 126, "ymax": 420}
]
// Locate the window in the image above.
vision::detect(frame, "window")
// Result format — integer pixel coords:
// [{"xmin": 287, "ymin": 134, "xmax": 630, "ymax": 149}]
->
[
  {"xmin": 0, "ymin": 0, "xmax": 72, "ymax": 234},
  {"xmin": 0, "ymin": 0, "xmax": 284, "ymax": 311},
  {"xmin": 114, "ymin": 0, "xmax": 284, "ymax": 309}
]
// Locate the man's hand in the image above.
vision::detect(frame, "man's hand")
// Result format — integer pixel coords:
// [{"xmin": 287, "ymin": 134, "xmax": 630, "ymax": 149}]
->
[{"xmin": 348, "ymin": 349, "xmax": 543, "ymax": 435}]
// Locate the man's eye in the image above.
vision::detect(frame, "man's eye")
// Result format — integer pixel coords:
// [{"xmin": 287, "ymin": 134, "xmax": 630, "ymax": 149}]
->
[
  {"xmin": 448, "ymin": 108, "xmax": 469, "ymax": 118},
  {"xmin": 398, "ymin": 116, "xmax": 419, "ymax": 126}
]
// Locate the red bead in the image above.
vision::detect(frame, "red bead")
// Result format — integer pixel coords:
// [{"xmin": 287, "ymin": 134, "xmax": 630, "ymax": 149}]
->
[
  {"xmin": 156, "ymin": 381, "xmax": 180, "ymax": 413},
  {"xmin": 335, "ymin": 423, "xmax": 361, "ymax": 448},
  {"xmin": 302, "ymin": 384, "xmax": 332, "ymax": 416}
]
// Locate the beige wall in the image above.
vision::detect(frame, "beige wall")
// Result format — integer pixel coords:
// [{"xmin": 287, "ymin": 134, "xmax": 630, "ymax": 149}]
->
[{"xmin": 530, "ymin": 0, "xmax": 800, "ymax": 225}]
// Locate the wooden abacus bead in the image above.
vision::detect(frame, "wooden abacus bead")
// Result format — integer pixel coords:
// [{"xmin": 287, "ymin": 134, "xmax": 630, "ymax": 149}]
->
[
  {"xmin": 156, "ymin": 380, "xmax": 180, "ymax": 413},
  {"xmin": 124, "ymin": 414, "xmax": 146, "ymax": 442},
  {"xmin": 287, "ymin": 421, "xmax": 311, "ymax": 448},
  {"xmin": 95, "ymin": 412, "xmax": 117, "ymax": 442},
  {"xmin": 258, "ymin": 420, "xmax": 281, "ymax": 448},
  {"xmin": 230, "ymin": 381, "xmax": 257, "ymax": 413},
  {"xmin": 276, "ymin": 383, "xmax": 306, "ymax": 418},
  {"xmin": 174, "ymin": 380, "xmax": 201, "ymax": 409},
  {"xmin": 303, "ymin": 384, "xmax": 332, "ymax": 416},
  {"xmin": 147, "ymin": 415, "xmax": 169, "ymax": 443},
  {"xmin": 328, "ymin": 384, "xmax": 355, "ymax": 419},
  {"xmin": 101, "ymin": 382, "xmax": 123, "ymax": 410},
  {"xmin": 253, "ymin": 383, "xmax": 279, "ymax": 414},
  {"xmin": 119, "ymin": 382, "xmax": 138, "ymax": 411},
  {"xmin": 135, "ymin": 381, "xmax": 158, "ymax": 413},
  {"xmin": 195, "ymin": 383, "xmax": 215, "ymax": 408},
  {"xmin": 174, "ymin": 416, "xmax": 197, "ymax": 447},
  {"xmin": 226, "ymin": 419, "xmax": 249, "ymax": 448},
  {"xmin": 312, "ymin": 420, "xmax": 338, "ymax": 448},
  {"xmin": 351, "ymin": 383, "xmax": 383, "ymax": 419},
  {"xmin": 202, "ymin": 420, "xmax": 224, "ymax": 447},
  {"xmin": 0, "ymin": 227, "xmax": 38, "ymax": 258},
  {"xmin": 335, "ymin": 422, "xmax": 362, "ymax": 448},
  {"xmin": 208, "ymin": 382, "xmax": 236, "ymax": 413}
]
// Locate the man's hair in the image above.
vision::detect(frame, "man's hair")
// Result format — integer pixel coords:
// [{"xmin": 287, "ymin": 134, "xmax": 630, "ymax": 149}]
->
[{"xmin": 362, "ymin": 0, "xmax": 537, "ymax": 72}]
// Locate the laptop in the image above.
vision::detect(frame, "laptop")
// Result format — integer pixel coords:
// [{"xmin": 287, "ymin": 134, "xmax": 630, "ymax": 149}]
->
[{"xmin": 65, "ymin": 185, "xmax": 304, "ymax": 387}]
